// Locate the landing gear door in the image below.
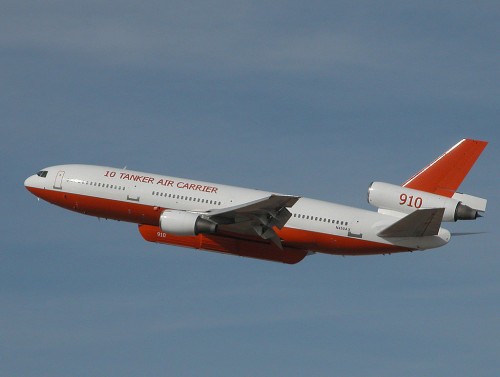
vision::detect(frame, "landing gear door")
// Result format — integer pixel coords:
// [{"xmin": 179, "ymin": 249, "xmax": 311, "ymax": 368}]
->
[{"xmin": 53, "ymin": 170, "xmax": 65, "ymax": 190}]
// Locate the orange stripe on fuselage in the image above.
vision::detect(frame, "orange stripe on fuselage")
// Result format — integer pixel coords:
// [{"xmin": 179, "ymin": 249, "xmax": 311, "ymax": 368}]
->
[{"xmin": 27, "ymin": 186, "xmax": 410, "ymax": 256}]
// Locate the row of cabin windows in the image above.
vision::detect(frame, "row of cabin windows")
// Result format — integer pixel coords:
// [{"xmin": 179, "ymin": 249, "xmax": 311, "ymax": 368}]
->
[
  {"xmin": 292, "ymin": 212, "xmax": 348, "ymax": 226},
  {"xmin": 69, "ymin": 179, "xmax": 126, "ymax": 191},
  {"xmin": 152, "ymin": 191, "xmax": 221, "ymax": 206},
  {"xmin": 65, "ymin": 178, "xmax": 344, "ymax": 221}
]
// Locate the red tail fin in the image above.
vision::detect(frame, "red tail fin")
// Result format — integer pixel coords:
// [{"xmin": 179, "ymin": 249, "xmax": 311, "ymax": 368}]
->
[{"xmin": 402, "ymin": 139, "xmax": 488, "ymax": 197}]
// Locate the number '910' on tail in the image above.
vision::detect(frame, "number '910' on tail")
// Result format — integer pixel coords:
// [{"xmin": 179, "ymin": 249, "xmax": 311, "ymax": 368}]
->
[{"xmin": 368, "ymin": 139, "xmax": 488, "ymax": 224}]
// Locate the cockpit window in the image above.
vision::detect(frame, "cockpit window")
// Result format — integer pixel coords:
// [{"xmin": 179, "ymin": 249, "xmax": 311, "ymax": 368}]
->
[{"xmin": 37, "ymin": 171, "xmax": 48, "ymax": 178}]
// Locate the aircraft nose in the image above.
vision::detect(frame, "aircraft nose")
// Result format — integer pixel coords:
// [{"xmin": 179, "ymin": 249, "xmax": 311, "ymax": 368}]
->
[
  {"xmin": 24, "ymin": 175, "xmax": 38, "ymax": 194},
  {"xmin": 24, "ymin": 175, "xmax": 34, "ymax": 188}
]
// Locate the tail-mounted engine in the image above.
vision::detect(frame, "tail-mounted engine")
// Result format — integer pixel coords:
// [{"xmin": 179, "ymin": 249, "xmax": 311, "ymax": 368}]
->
[
  {"xmin": 159, "ymin": 210, "xmax": 218, "ymax": 236},
  {"xmin": 367, "ymin": 182, "xmax": 486, "ymax": 222}
]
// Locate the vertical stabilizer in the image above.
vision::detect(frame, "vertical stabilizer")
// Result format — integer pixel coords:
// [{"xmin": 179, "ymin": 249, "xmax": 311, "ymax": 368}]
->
[{"xmin": 402, "ymin": 139, "xmax": 488, "ymax": 197}]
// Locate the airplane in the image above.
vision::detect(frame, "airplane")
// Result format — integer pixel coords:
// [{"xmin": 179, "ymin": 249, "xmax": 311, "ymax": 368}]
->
[{"xmin": 24, "ymin": 139, "xmax": 488, "ymax": 264}]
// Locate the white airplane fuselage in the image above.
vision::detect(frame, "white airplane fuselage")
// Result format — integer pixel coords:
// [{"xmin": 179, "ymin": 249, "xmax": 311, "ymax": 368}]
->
[
  {"xmin": 24, "ymin": 139, "xmax": 487, "ymax": 264},
  {"xmin": 24, "ymin": 164, "xmax": 450, "ymax": 259}
]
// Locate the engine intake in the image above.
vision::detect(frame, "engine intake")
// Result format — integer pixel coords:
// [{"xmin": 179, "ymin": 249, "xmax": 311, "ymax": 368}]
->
[{"xmin": 159, "ymin": 210, "xmax": 218, "ymax": 236}]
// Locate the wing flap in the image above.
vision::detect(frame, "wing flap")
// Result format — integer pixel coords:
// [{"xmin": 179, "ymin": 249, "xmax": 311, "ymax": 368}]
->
[
  {"xmin": 205, "ymin": 194, "xmax": 300, "ymax": 248},
  {"xmin": 377, "ymin": 208, "xmax": 445, "ymax": 238}
]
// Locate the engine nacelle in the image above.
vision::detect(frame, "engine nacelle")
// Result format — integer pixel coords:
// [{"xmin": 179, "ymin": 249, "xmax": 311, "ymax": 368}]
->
[
  {"xmin": 159, "ymin": 210, "xmax": 218, "ymax": 236},
  {"xmin": 367, "ymin": 182, "xmax": 480, "ymax": 222}
]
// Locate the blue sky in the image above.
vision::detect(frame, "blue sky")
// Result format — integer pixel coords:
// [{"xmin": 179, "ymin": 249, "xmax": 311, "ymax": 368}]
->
[{"xmin": 1, "ymin": 1, "xmax": 499, "ymax": 376}]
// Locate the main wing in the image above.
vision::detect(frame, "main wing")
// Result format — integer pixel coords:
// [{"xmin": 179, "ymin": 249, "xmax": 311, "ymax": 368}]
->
[{"xmin": 204, "ymin": 194, "xmax": 300, "ymax": 248}]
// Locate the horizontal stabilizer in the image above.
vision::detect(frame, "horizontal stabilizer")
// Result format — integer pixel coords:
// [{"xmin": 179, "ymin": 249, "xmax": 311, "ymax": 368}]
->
[
  {"xmin": 378, "ymin": 208, "xmax": 445, "ymax": 238},
  {"xmin": 451, "ymin": 232, "xmax": 486, "ymax": 236}
]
